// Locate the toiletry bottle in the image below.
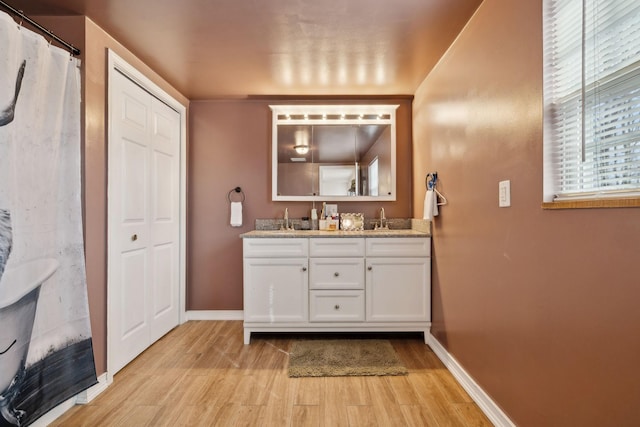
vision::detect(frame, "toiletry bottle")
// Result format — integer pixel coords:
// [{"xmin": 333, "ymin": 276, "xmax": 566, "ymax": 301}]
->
[{"xmin": 311, "ymin": 208, "xmax": 318, "ymax": 230}]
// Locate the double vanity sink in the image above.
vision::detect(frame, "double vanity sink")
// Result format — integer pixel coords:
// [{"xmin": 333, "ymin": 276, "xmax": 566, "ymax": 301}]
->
[
  {"xmin": 240, "ymin": 223, "xmax": 432, "ymax": 344},
  {"xmin": 240, "ymin": 228, "xmax": 429, "ymax": 238}
]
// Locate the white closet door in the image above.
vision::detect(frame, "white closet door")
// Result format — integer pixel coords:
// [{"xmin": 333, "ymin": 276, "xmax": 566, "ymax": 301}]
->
[{"xmin": 109, "ymin": 71, "xmax": 180, "ymax": 374}]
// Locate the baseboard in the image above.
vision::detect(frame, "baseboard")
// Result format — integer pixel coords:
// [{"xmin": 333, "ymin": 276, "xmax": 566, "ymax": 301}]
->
[
  {"xmin": 30, "ymin": 372, "xmax": 110, "ymax": 426},
  {"xmin": 185, "ymin": 310, "xmax": 244, "ymax": 321},
  {"xmin": 428, "ymin": 334, "xmax": 515, "ymax": 427},
  {"xmin": 75, "ymin": 372, "xmax": 111, "ymax": 404}
]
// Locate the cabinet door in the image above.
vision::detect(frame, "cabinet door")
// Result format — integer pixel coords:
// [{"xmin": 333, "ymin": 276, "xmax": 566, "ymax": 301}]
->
[
  {"xmin": 366, "ymin": 257, "xmax": 430, "ymax": 322},
  {"xmin": 243, "ymin": 258, "xmax": 308, "ymax": 323}
]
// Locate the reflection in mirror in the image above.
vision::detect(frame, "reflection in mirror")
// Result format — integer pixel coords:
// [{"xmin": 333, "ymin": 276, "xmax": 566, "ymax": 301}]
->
[{"xmin": 271, "ymin": 105, "xmax": 398, "ymax": 201}]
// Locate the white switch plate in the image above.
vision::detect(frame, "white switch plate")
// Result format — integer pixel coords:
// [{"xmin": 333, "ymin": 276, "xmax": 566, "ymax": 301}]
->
[{"xmin": 499, "ymin": 180, "xmax": 511, "ymax": 207}]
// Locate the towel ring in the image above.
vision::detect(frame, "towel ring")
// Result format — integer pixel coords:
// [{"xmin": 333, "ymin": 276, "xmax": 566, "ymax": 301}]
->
[{"xmin": 228, "ymin": 187, "xmax": 245, "ymax": 203}]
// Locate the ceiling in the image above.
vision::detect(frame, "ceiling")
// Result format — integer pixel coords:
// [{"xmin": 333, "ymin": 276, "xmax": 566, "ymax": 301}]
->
[{"xmin": 4, "ymin": 0, "xmax": 482, "ymax": 99}]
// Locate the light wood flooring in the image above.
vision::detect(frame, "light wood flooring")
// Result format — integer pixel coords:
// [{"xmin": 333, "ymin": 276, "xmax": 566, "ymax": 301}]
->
[{"xmin": 50, "ymin": 321, "xmax": 492, "ymax": 426}]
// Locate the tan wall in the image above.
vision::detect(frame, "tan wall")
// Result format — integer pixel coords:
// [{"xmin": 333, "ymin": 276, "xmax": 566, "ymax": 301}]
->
[
  {"xmin": 412, "ymin": 0, "xmax": 640, "ymax": 425},
  {"xmin": 188, "ymin": 98, "xmax": 413, "ymax": 310}
]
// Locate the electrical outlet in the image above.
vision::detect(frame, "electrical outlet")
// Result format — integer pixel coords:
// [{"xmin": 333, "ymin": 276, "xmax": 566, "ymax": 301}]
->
[{"xmin": 499, "ymin": 180, "xmax": 511, "ymax": 207}]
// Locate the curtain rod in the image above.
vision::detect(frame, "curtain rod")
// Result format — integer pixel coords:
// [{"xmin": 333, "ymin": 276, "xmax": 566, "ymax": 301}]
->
[{"xmin": 0, "ymin": 0, "xmax": 81, "ymax": 56}]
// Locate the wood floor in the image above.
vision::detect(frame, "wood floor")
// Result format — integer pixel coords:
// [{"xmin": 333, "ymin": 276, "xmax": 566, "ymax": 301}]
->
[{"xmin": 50, "ymin": 321, "xmax": 492, "ymax": 426}]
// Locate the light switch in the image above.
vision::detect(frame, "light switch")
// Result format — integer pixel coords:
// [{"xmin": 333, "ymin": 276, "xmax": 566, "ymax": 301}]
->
[{"xmin": 499, "ymin": 180, "xmax": 511, "ymax": 207}]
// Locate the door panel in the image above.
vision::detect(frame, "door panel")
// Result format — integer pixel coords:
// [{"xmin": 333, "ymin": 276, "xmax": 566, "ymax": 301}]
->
[
  {"xmin": 153, "ymin": 151, "xmax": 174, "ymax": 221},
  {"xmin": 149, "ymin": 97, "xmax": 180, "ymax": 342},
  {"xmin": 109, "ymin": 70, "xmax": 180, "ymax": 374},
  {"xmin": 366, "ymin": 257, "xmax": 430, "ymax": 322},
  {"xmin": 122, "ymin": 139, "xmax": 147, "ymax": 222},
  {"xmin": 120, "ymin": 250, "xmax": 147, "ymax": 337},
  {"xmin": 243, "ymin": 258, "xmax": 309, "ymax": 323}
]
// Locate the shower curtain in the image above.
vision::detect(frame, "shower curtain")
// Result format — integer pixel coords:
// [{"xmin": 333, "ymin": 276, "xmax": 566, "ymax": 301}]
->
[{"xmin": 0, "ymin": 11, "xmax": 96, "ymax": 427}]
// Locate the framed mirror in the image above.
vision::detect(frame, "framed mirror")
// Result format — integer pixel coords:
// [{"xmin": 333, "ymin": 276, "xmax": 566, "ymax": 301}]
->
[{"xmin": 271, "ymin": 104, "xmax": 398, "ymax": 201}]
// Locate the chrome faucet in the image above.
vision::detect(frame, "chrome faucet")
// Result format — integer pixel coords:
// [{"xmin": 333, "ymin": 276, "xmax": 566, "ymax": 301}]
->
[
  {"xmin": 375, "ymin": 207, "xmax": 388, "ymax": 230},
  {"xmin": 282, "ymin": 208, "xmax": 291, "ymax": 230}
]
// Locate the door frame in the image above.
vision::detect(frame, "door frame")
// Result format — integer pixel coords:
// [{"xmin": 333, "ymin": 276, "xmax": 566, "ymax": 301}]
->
[{"xmin": 106, "ymin": 49, "xmax": 187, "ymax": 380}]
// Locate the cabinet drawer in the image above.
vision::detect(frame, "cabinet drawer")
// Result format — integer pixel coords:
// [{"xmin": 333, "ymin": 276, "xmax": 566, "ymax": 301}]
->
[
  {"xmin": 309, "ymin": 290, "xmax": 364, "ymax": 322},
  {"xmin": 309, "ymin": 238, "xmax": 365, "ymax": 257},
  {"xmin": 309, "ymin": 258, "xmax": 364, "ymax": 290},
  {"xmin": 365, "ymin": 237, "xmax": 430, "ymax": 257},
  {"xmin": 243, "ymin": 238, "xmax": 308, "ymax": 258}
]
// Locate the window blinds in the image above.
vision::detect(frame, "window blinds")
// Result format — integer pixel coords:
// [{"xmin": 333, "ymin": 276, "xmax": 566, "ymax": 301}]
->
[{"xmin": 544, "ymin": 0, "xmax": 640, "ymax": 200}]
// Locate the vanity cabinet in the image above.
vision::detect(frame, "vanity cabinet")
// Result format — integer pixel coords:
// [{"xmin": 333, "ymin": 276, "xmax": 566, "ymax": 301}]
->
[{"xmin": 242, "ymin": 235, "xmax": 431, "ymax": 344}]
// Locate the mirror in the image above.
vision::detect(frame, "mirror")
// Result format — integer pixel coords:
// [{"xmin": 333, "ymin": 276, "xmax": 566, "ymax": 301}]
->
[{"xmin": 271, "ymin": 105, "xmax": 398, "ymax": 201}]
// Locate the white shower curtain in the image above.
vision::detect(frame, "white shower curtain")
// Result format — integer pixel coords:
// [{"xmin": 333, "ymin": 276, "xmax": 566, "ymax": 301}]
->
[{"xmin": 0, "ymin": 11, "xmax": 96, "ymax": 426}]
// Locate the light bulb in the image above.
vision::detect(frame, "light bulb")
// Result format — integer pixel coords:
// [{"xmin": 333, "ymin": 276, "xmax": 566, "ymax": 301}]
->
[{"xmin": 294, "ymin": 145, "xmax": 309, "ymax": 155}]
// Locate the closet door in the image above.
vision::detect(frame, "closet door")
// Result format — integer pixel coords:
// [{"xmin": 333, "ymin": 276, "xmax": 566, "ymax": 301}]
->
[{"xmin": 108, "ymin": 70, "xmax": 180, "ymax": 374}]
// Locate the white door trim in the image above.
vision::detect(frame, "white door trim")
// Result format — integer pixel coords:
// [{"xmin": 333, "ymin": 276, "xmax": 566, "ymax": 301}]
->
[{"xmin": 106, "ymin": 49, "xmax": 187, "ymax": 381}]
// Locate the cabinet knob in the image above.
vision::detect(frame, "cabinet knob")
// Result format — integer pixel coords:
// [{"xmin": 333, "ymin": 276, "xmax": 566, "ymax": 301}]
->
[
  {"xmin": 334, "ymin": 304, "xmax": 340, "ymax": 310},
  {"xmin": 302, "ymin": 266, "xmax": 307, "ymax": 272},
  {"xmin": 131, "ymin": 234, "xmax": 138, "ymax": 242},
  {"xmin": 367, "ymin": 266, "xmax": 372, "ymax": 271},
  {"xmin": 334, "ymin": 272, "xmax": 340, "ymax": 277}
]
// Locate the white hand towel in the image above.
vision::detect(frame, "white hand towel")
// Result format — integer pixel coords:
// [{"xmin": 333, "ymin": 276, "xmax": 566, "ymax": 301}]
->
[
  {"xmin": 423, "ymin": 189, "xmax": 439, "ymax": 221},
  {"xmin": 230, "ymin": 202, "xmax": 243, "ymax": 227}
]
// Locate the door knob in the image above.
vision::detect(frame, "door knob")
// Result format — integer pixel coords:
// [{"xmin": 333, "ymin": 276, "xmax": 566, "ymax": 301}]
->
[
  {"xmin": 302, "ymin": 267, "xmax": 307, "ymax": 272},
  {"xmin": 367, "ymin": 266, "xmax": 372, "ymax": 271},
  {"xmin": 131, "ymin": 234, "xmax": 138, "ymax": 241}
]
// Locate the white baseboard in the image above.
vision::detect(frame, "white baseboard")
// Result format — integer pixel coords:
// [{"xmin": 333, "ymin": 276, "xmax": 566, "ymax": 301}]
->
[
  {"xmin": 185, "ymin": 310, "xmax": 244, "ymax": 321},
  {"xmin": 428, "ymin": 334, "xmax": 515, "ymax": 427},
  {"xmin": 75, "ymin": 372, "xmax": 111, "ymax": 404},
  {"xmin": 30, "ymin": 373, "xmax": 110, "ymax": 427}
]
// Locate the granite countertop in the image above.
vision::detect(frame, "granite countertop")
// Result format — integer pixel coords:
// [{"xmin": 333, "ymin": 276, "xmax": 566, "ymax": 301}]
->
[
  {"xmin": 240, "ymin": 229, "xmax": 429, "ymax": 238},
  {"xmin": 241, "ymin": 221, "xmax": 430, "ymax": 238}
]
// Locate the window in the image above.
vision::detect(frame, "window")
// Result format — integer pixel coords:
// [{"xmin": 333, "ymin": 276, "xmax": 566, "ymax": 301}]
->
[{"xmin": 543, "ymin": 0, "xmax": 640, "ymax": 207}]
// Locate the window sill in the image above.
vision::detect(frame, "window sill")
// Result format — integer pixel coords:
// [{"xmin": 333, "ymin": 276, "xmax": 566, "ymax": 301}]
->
[{"xmin": 542, "ymin": 198, "xmax": 640, "ymax": 209}]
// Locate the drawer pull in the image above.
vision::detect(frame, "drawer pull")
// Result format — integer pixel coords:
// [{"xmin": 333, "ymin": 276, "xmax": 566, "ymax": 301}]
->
[
  {"xmin": 367, "ymin": 266, "xmax": 372, "ymax": 271},
  {"xmin": 334, "ymin": 304, "xmax": 340, "ymax": 310},
  {"xmin": 334, "ymin": 272, "xmax": 340, "ymax": 277},
  {"xmin": 302, "ymin": 267, "xmax": 307, "ymax": 272}
]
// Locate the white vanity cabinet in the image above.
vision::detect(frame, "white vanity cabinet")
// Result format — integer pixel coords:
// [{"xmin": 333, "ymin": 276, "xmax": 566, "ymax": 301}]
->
[{"xmin": 242, "ymin": 234, "xmax": 431, "ymax": 344}]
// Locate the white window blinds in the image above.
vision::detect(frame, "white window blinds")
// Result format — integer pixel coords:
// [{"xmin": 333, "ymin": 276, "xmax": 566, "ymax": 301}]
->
[{"xmin": 543, "ymin": 0, "xmax": 640, "ymax": 201}]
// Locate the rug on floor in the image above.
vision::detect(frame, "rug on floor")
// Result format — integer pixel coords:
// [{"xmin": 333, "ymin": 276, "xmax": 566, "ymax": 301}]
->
[{"xmin": 288, "ymin": 339, "xmax": 408, "ymax": 377}]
